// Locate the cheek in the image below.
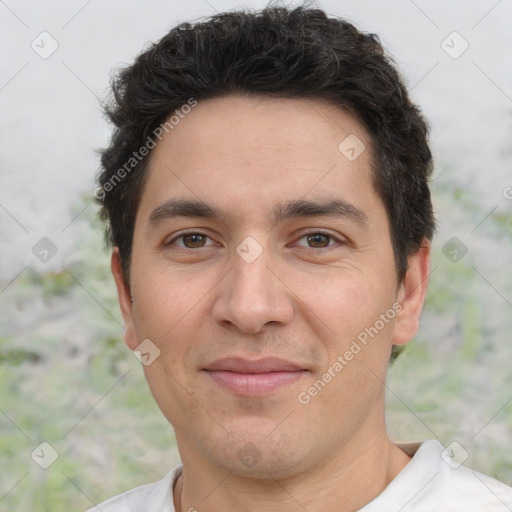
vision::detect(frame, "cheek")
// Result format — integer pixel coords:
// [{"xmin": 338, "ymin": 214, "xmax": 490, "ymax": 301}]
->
[
  {"xmin": 130, "ymin": 264, "xmax": 209, "ymax": 354},
  {"xmin": 298, "ymin": 272, "xmax": 398, "ymax": 393},
  {"xmin": 298, "ymin": 268, "xmax": 393, "ymax": 341}
]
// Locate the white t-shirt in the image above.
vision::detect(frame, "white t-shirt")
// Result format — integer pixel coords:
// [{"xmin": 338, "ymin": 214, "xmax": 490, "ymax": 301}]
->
[{"xmin": 87, "ymin": 439, "xmax": 512, "ymax": 511}]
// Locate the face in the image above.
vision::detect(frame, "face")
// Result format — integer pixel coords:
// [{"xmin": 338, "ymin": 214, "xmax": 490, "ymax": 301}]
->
[{"xmin": 112, "ymin": 95, "xmax": 429, "ymax": 479}]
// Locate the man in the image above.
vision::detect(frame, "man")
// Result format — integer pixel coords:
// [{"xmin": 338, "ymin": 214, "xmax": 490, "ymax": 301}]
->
[{"xmin": 91, "ymin": 5, "xmax": 512, "ymax": 511}]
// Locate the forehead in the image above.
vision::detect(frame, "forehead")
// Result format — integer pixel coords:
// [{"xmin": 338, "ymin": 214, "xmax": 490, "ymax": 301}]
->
[
  {"xmin": 149, "ymin": 95, "xmax": 371, "ymax": 166},
  {"xmin": 137, "ymin": 95, "xmax": 381, "ymax": 226}
]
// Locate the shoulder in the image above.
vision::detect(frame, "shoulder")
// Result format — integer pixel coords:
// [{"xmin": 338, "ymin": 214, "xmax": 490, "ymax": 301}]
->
[
  {"xmin": 404, "ymin": 440, "xmax": 512, "ymax": 510},
  {"xmin": 85, "ymin": 465, "xmax": 182, "ymax": 512},
  {"xmin": 363, "ymin": 440, "xmax": 512, "ymax": 511},
  {"xmin": 427, "ymin": 456, "xmax": 512, "ymax": 509}
]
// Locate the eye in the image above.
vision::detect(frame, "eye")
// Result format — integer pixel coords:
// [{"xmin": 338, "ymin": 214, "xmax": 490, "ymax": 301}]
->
[
  {"xmin": 167, "ymin": 231, "xmax": 215, "ymax": 249},
  {"xmin": 295, "ymin": 231, "xmax": 340, "ymax": 249}
]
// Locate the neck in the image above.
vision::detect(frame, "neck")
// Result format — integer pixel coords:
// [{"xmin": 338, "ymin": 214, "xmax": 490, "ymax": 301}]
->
[{"xmin": 174, "ymin": 425, "xmax": 411, "ymax": 512}]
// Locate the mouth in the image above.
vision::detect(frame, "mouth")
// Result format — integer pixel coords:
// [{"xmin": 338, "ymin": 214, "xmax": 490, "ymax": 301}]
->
[{"xmin": 202, "ymin": 357, "xmax": 308, "ymax": 396}]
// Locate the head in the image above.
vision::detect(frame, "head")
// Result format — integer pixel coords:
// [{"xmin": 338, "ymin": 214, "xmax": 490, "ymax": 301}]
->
[{"xmin": 98, "ymin": 5, "xmax": 434, "ymax": 479}]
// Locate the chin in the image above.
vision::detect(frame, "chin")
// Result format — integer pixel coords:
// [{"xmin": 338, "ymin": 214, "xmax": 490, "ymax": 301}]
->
[{"xmin": 199, "ymin": 418, "xmax": 313, "ymax": 480}]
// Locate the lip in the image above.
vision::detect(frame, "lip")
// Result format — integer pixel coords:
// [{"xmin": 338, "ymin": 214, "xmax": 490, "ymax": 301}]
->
[{"xmin": 203, "ymin": 357, "xmax": 308, "ymax": 396}]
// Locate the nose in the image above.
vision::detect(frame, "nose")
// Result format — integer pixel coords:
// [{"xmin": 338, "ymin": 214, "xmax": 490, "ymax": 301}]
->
[{"xmin": 212, "ymin": 244, "xmax": 294, "ymax": 334}]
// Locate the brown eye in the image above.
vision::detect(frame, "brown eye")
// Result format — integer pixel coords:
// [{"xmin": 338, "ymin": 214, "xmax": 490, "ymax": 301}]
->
[
  {"xmin": 299, "ymin": 231, "xmax": 337, "ymax": 249},
  {"xmin": 167, "ymin": 232, "xmax": 215, "ymax": 249},
  {"xmin": 181, "ymin": 233, "xmax": 207, "ymax": 248},
  {"xmin": 306, "ymin": 233, "xmax": 332, "ymax": 248}
]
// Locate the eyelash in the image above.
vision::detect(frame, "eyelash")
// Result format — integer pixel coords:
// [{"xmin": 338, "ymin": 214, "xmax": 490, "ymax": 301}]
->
[{"xmin": 165, "ymin": 229, "xmax": 344, "ymax": 250}]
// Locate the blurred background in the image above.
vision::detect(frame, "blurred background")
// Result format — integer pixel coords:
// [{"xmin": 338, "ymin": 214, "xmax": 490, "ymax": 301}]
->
[{"xmin": 1, "ymin": 0, "xmax": 511, "ymax": 509}]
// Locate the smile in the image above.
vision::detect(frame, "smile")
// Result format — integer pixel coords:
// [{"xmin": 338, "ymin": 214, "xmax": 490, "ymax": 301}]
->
[{"xmin": 203, "ymin": 357, "xmax": 308, "ymax": 396}]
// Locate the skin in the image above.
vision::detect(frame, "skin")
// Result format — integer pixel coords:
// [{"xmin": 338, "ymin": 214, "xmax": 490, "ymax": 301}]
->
[{"xmin": 112, "ymin": 95, "xmax": 431, "ymax": 512}]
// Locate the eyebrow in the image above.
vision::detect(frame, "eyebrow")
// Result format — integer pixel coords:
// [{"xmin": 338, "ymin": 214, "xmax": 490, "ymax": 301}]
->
[{"xmin": 147, "ymin": 198, "xmax": 368, "ymax": 228}]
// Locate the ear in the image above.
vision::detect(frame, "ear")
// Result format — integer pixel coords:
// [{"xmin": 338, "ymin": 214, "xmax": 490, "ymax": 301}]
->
[
  {"xmin": 111, "ymin": 248, "xmax": 139, "ymax": 350},
  {"xmin": 392, "ymin": 239, "xmax": 431, "ymax": 346}
]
